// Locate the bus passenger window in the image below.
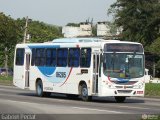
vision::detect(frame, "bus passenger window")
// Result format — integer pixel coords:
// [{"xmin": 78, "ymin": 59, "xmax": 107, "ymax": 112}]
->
[
  {"xmin": 35, "ymin": 48, "xmax": 45, "ymax": 66},
  {"xmin": 31, "ymin": 48, "xmax": 36, "ymax": 66},
  {"xmin": 80, "ymin": 48, "xmax": 91, "ymax": 68},
  {"xmin": 15, "ymin": 48, "xmax": 25, "ymax": 66},
  {"xmin": 46, "ymin": 49, "xmax": 56, "ymax": 66},
  {"xmin": 57, "ymin": 48, "xmax": 68, "ymax": 67},
  {"xmin": 68, "ymin": 48, "xmax": 80, "ymax": 67}
]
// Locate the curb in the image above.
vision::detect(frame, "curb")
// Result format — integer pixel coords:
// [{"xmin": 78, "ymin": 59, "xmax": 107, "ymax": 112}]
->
[{"xmin": 0, "ymin": 81, "xmax": 13, "ymax": 86}]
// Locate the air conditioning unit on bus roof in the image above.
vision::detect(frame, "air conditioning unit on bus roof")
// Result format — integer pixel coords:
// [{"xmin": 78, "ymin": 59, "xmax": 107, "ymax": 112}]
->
[{"xmin": 52, "ymin": 38, "xmax": 104, "ymax": 43}]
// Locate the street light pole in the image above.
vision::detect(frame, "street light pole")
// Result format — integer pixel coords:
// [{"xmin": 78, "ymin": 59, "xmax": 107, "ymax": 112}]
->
[{"xmin": 23, "ymin": 16, "xmax": 29, "ymax": 43}]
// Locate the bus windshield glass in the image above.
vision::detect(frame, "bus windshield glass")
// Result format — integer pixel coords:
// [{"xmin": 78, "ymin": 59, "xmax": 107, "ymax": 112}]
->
[{"xmin": 103, "ymin": 53, "xmax": 144, "ymax": 78}]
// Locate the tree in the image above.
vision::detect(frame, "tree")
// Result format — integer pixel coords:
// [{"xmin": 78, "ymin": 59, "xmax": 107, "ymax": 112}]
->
[
  {"xmin": 108, "ymin": 0, "xmax": 160, "ymax": 77},
  {"xmin": 16, "ymin": 18, "xmax": 63, "ymax": 43},
  {"xmin": 108, "ymin": 0, "xmax": 160, "ymax": 47},
  {"xmin": 66, "ymin": 23, "xmax": 80, "ymax": 27},
  {"xmin": 0, "ymin": 13, "xmax": 20, "ymax": 75},
  {"xmin": 150, "ymin": 37, "xmax": 160, "ymax": 54}
]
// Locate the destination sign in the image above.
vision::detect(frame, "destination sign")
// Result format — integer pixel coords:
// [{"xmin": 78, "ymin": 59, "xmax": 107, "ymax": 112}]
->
[{"xmin": 104, "ymin": 43, "xmax": 143, "ymax": 52}]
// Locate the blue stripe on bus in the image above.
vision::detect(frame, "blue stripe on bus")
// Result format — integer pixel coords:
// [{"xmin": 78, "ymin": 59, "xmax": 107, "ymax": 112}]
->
[
  {"xmin": 28, "ymin": 45, "xmax": 61, "ymax": 82},
  {"xmin": 27, "ymin": 45, "xmax": 71, "ymax": 84},
  {"xmin": 108, "ymin": 77, "xmax": 130, "ymax": 83},
  {"xmin": 117, "ymin": 78, "xmax": 131, "ymax": 83},
  {"xmin": 37, "ymin": 67, "xmax": 56, "ymax": 76},
  {"xmin": 36, "ymin": 66, "xmax": 71, "ymax": 83}
]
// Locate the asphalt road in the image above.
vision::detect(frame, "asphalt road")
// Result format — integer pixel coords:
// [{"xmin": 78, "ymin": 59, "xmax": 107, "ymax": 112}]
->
[{"xmin": 0, "ymin": 85, "xmax": 160, "ymax": 120}]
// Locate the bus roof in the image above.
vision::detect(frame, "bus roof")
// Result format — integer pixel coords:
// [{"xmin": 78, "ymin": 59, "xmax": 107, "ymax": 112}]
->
[
  {"xmin": 52, "ymin": 38, "xmax": 141, "ymax": 45},
  {"xmin": 52, "ymin": 38, "xmax": 106, "ymax": 43},
  {"xmin": 16, "ymin": 38, "xmax": 142, "ymax": 48}
]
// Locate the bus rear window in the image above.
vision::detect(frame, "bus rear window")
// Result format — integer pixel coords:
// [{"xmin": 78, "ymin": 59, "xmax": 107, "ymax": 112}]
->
[{"xmin": 15, "ymin": 48, "xmax": 25, "ymax": 66}]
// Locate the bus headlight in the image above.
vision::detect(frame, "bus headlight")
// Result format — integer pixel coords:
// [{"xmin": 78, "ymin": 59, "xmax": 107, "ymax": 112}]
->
[
  {"xmin": 134, "ymin": 83, "xmax": 144, "ymax": 89},
  {"xmin": 138, "ymin": 83, "xmax": 144, "ymax": 89},
  {"xmin": 107, "ymin": 84, "xmax": 115, "ymax": 89}
]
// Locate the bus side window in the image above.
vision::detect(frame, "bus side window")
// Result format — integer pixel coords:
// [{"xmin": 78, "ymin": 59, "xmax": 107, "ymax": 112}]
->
[
  {"xmin": 15, "ymin": 48, "xmax": 25, "ymax": 66},
  {"xmin": 35, "ymin": 48, "xmax": 45, "ymax": 66},
  {"xmin": 31, "ymin": 48, "xmax": 36, "ymax": 66},
  {"xmin": 51, "ymin": 49, "xmax": 57, "ymax": 66},
  {"xmin": 68, "ymin": 48, "xmax": 80, "ymax": 67},
  {"xmin": 46, "ymin": 49, "xmax": 51, "ymax": 66},
  {"xmin": 46, "ymin": 49, "xmax": 56, "ymax": 66},
  {"xmin": 80, "ymin": 48, "xmax": 91, "ymax": 68},
  {"xmin": 57, "ymin": 48, "xmax": 68, "ymax": 67}
]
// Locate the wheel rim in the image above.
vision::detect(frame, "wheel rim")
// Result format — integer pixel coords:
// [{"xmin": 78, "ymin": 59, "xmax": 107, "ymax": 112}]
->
[
  {"xmin": 82, "ymin": 87, "xmax": 88, "ymax": 98},
  {"xmin": 37, "ymin": 84, "xmax": 42, "ymax": 96}
]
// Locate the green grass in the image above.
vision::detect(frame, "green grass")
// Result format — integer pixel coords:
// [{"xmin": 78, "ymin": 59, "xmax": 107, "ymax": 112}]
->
[
  {"xmin": 145, "ymin": 83, "xmax": 160, "ymax": 97},
  {"xmin": 0, "ymin": 76, "xmax": 13, "ymax": 81},
  {"xmin": 0, "ymin": 76, "xmax": 13, "ymax": 85}
]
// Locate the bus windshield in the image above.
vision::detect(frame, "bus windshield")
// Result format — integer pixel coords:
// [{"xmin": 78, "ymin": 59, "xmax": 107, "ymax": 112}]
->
[{"xmin": 103, "ymin": 53, "xmax": 144, "ymax": 78}]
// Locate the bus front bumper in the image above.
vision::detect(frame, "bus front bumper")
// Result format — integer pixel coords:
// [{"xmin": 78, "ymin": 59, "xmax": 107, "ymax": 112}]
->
[{"xmin": 98, "ymin": 87, "xmax": 145, "ymax": 97}]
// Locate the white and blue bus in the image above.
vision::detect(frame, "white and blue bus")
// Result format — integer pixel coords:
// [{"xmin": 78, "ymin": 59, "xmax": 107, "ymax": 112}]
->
[{"xmin": 13, "ymin": 38, "xmax": 145, "ymax": 102}]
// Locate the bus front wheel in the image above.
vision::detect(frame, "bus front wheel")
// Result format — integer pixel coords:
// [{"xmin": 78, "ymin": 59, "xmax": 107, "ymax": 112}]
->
[
  {"xmin": 80, "ymin": 84, "xmax": 92, "ymax": 101},
  {"xmin": 115, "ymin": 96, "xmax": 126, "ymax": 103}
]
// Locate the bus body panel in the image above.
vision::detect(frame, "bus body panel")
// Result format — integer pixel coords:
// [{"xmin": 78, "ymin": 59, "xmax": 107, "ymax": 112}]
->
[{"xmin": 13, "ymin": 38, "xmax": 145, "ymax": 99}]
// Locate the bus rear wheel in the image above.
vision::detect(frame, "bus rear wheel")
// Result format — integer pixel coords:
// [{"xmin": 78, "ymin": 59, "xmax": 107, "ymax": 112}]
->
[
  {"xmin": 36, "ymin": 80, "xmax": 51, "ymax": 97},
  {"xmin": 115, "ymin": 96, "xmax": 126, "ymax": 103},
  {"xmin": 80, "ymin": 84, "xmax": 92, "ymax": 101}
]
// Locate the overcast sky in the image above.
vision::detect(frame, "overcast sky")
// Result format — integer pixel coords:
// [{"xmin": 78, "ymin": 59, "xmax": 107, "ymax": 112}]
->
[{"xmin": 0, "ymin": 0, "xmax": 116, "ymax": 26}]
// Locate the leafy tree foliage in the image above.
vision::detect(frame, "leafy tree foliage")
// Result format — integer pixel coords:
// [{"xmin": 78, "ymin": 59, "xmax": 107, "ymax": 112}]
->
[
  {"xmin": 0, "ymin": 13, "xmax": 20, "ymax": 68},
  {"xmin": 108, "ymin": 1, "xmax": 160, "ymax": 77},
  {"xmin": 66, "ymin": 23, "xmax": 80, "ymax": 27},
  {"xmin": 150, "ymin": 37, "xmax": 160, "ymax": 55},
  {"xmin": 108, "ymin": 0, "xmax": 160, "ymax": 46},
  {"xmin": 16, "ymin": 18, "xmax": 62, "ymax": 43},
  {"xmin": 0, "ymin": 13, "xmax": 63, "ymax": 69},
  {"xmin": 149, "ymin": 37, "xmax": 160, "ymax": 76}
]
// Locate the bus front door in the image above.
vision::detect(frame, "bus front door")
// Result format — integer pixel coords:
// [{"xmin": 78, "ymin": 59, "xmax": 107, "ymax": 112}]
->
[
  {"xmin": 93, "ymin": 54, "xmax": 100, "ymax": 93},
  {"xmin": 25, "ymin": 53, "xmax": 30, "ymax": 88}
]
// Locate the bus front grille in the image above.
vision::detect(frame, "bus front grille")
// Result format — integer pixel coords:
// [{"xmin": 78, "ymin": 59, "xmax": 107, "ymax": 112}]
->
[{"xmin": 117, "ymin": 90, "xmax": 132, "ymax": 94}]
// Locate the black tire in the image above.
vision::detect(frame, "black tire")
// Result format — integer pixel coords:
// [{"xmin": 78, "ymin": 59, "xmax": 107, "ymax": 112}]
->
[
  {"xmin": 115, "ymin": 96, "xmax": 126, "ymax": 103},
  {"xmin": 36, "ymin": 80, "xmax": 51, "ymax": 97},
  {"xmin": 80, "ymin": 84, "xmax": 92, "ymax": 101},
  {"xmin": 36, "ymin": 80, "xmax": 44, "ymax": 97}
]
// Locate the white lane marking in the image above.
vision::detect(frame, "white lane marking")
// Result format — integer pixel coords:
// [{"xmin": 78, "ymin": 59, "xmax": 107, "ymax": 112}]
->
[
  {"xmin": 0, "ymin": 99, "xmax": 42, "ymax": 105},
  {"xmin": 0, "ymin": 93, "xmax": 68, "ymax": 103},
  {"xmin": 72, "ymin": 107, "xmax": 124, "ymax": 114},
  {"xmin": 0, "ymin": 89, "xmax": 160, "ymax": 112},
  {"xmin": 3, "ymin": 97, "xmax": 160, "ymax": 112},
  {"xmin": 0, "ymin": 99, "xmax": 124, "ymax": 114},
  {"xmin": 119, "ymin": 105, "xmax": 151, "ymax": 110}
]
